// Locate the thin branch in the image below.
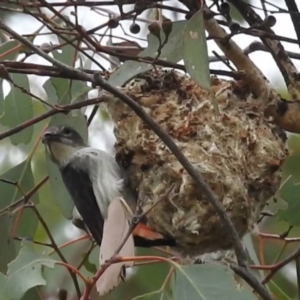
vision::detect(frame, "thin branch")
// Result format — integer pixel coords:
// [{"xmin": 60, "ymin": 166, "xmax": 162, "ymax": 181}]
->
[
  {"xmin": 284, "ymin": 0, "xmax": 300, "ymax": 51},
  {"xmin": 229, "ymin": 0, "xmax": 300, "ymax": 99},
  {"xmin": 0, "ymin": 176, "xmax": 48, "ymax": 216},
  {"xmin": 0, "ymin": 96, "xmax": 107, "ymax": 141},
  {"xmin": 26, "ymin": 203, "xmax": 81, "ymax": 298}
]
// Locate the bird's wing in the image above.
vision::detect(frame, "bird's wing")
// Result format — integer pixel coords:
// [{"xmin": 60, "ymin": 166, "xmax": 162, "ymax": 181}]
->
[
  {"xmin": 60, "ymin": 160, "xmax": 104, "ymax": 245},
  {"xmin": 71, "ymin": 148, "xmax": 126, "ymax": 219},
  {"xmin": 96, "ymin": 197, "xmax": 135, "ymax": 296}
]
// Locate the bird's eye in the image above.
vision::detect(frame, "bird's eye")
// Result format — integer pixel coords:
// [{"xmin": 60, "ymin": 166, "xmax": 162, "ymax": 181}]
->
[{"xmin": 63, "ymin": 127, "xmax": 72, "ymax": 135}]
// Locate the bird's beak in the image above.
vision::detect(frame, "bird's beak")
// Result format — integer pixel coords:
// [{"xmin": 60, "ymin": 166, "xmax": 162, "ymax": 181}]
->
[{"xmin": 42, "ymin": 130, "xmax": 56, "ymax": 144}]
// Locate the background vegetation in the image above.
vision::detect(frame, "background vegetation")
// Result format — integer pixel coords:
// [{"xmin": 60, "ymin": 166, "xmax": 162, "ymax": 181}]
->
[{"xmin": 1, "ymin": 0, "xmax": 300, "ymax": 299}]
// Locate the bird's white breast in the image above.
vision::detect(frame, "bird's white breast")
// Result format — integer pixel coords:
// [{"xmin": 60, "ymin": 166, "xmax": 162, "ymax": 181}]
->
[{"xmin": 69, "ymin": 147, "xmax": 124, "ymax": 219}]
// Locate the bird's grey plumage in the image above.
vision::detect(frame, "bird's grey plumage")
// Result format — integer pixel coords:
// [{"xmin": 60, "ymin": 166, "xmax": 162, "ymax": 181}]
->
[
  {"xmin": 42, "ymin": 125, "xmax": 137, "ymax": 296},
  {"xmin": 42, "ymin": 125, "xmax": 137, "ymax": 244}
]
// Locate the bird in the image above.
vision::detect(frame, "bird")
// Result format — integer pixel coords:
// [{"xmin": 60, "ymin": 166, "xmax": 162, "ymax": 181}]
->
[{"xmin": 42, "ymin": 124, "xmax": 175, "ymax": 295}]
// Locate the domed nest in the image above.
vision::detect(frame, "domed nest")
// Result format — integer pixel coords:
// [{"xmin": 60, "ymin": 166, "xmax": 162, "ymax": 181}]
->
[{"xmin": 102, "ymin": 68, "xmax": 288, "ymax": 256}]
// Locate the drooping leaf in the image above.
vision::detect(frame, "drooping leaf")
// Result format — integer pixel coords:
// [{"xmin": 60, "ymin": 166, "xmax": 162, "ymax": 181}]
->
[
  {"xmin": 43, "ymin": 79, "xmax": 59, "ymax": 105},
  {"xmin": 45, "ymin": 113, "xmax": 88, "ymax": 219},
  {"xmin": 109, "ymin": 20, "xmax": 186, "ymax": 87},
  {"xmin": 0, "ymin": 74, "xmax": 33, "ymax": 145},
  {"xmin": 0, "ymin": 214, "xmax": 16, "ymax": 275},
  {"xmin": 43, "ymin": 78, "xmax": 92, "ymax": 106},
  {"xmin": 277, "ymin": 176, "xmax": 300, "ymax": 226},
  {"xmin": 50, "ymin": 33, "xmax": 78, "ymax": 104},
  {"xmin": 171, "ymin": 264, "xmax": 256, "ymax": 300},
  {"xmin": 70, "ymin": 81, "xmax": 92, "ymax": 104},
  {"xmin": 183, "ymin": 9, "xmax": 210, "ymax": 91},
  {"xmin": 0, "ymin": 158, "xmax": 39, "ymax": 273},
  {"xmin": 0, "ymin": 242, "xmax": 56, "ymax": 300},
  {"xmin": 81, "ymin": 251, "xmax": 97, "ymax": 274}
]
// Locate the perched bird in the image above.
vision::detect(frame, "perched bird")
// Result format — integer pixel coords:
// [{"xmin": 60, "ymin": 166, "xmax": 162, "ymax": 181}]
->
[{"xmin": 42, "ymin": 124, "xmax": 175, "ymax": 295}]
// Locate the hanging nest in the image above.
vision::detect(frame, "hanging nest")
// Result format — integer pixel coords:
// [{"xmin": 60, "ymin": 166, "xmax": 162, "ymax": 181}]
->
[{"xmin": 101, "ymin": 68, "xmax": 288, "ymax": 256}]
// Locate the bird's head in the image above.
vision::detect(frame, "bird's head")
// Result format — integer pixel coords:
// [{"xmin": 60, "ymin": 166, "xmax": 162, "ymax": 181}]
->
[{"xmin": 42, "ymin": 125, "xmax": 86, "ymax": 166}]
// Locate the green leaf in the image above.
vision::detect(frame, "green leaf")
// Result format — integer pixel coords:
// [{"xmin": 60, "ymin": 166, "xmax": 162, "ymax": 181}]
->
[
  {"xmin": 171, "ymin": 264, "xmax": 256, "ymax": 300},
  {"xmin": 109, "ymin": 20, "xmax": 186, "ymax": 87},
  {"xmin": 50, "ymin": 34, "xmax": 78, "ymax": 104},
  {"xmin": 0, "ymin": 158, "xmax": 39, "ymax": 273},
  {"xmin": 0, "ymin": 242, "xmax": 56, "ymax": 300},
  {"xmin": 243, "ymin": 233, "xmax": 264, "ymax": 280},
  {"xmin": 0, "ymin": 214, "xmax": 16, "ymax": 275},
  {"xmin": 0, "ymin": 40, "xmax": 20, "ymax": 61},
  {"xmin": 268, "ymin": 280, "xmax": 291, "ymax": 300},
  {"xmin": 277, "ymin": 176, "xmax": 300, "ymax": 226},
  {"xmin": 81, "ymin": 252, "xmax": 97, "ymax": 274},
  {"xmin": 43, "ymin": 79, "xmax": 92, "ymax": 105},
  {"xmin": 287, "ymin": 134, "xmax": 300, "ymax": 155},
  {"xmin": 70, "ymin": 81, "xmax": 92, "ymax": 104},
  {"xmin": 21, "ymin": 288, "xmax": 41, "ymax": 300},
  {"xmin": 132, "ymin": 288, "xmax": 172, "ymax": 300},
  {"xmin": 45, "ymin": 113, "xmax": 88, "ymax": 219},
  {"xmin": 183, "ymin": 9, "xmax": 210, "ymax": 91},
  {"xmin": 43, "ymin": 79, "xmax": 59, "ymax": 104},
  {"xmin": 52, "ymin": 34, "xmax": 76, "ymax": 67},
  {"xmin": 0, "ymin": 74, "xmax": 33, "ymax": 145},
  {"xmin": 281, "ymin": 154, "xmax": 300, "ymax": 182}
]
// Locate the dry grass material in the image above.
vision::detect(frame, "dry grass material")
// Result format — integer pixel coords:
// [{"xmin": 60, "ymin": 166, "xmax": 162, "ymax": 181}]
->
[{"xmin": 102, "ymin": 69, "xmax": 288, "ymax": 256}]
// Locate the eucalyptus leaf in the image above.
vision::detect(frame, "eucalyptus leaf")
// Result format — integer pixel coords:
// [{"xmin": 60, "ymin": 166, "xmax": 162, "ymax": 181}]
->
[
  {"xmin": 45, "ymin": 113, "xmax": 88, "ymax": 219},
  {"xmin": 43, "ymin": 79, "xmax": 59, "ymax": 105},
  {"xmin": 242, "ymin": 233, "xmax": 264, "ymax": 280},
  {"xmin": 21, "ymin": 288, "xmax": 41, "ymax": 300},
  {"xmin": 287, "ymin": 133, "xmax": 300, "ymax": 155},
  {"xmin": 0, "ymin": 242, "xmax": 56, "ymax": 300},
  {"xmin": 50, "ymin": 34, "xmax": 78, "ymax": 104},
  {"xmin": 133, "ymin": 289, "xmax": 172, "ymax": 300},
  {"xmin": 70, "ymin": 81, "xmax": 92, "ymax": 104},
  {"xmin": 0, "ymin": 158, "xmax": 39, "ymax": 273},
  {"xmin": 0, "ymin": 40, "xmax": 20, "ymax": 61},
  {"xmin": 183, "ymin": 9, "xmax": 210, "ymax": 90},
  {"xmin": 277, "ymin": 176, "xmax": 300, "ymax": 226},
  {"xmin": 281, "ymin": 154, "xmax": 300, "ymax": 182},
  {"xmin": 171, "ymin": 264, "xmax": 256, "ymax": 300},
  {"xmin": 109, "ymin": 20, "xmax": 186, "ymax": 87},
  {"xmin": 268, "ymin": 280, "xmax": 291, "ymax": 300},
  {"xmin": 0, "ymin": 74, "xmax": 33, "ymax": 145}
]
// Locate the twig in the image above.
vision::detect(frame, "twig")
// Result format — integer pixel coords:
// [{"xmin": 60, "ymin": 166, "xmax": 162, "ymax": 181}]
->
[
  {"xmin": 250, "ymin": 245, "xmax": 300, "ymax": 284},
  {"xmin": 0, "ymin": 176, "xmax": 47, "ymax": 215},
  {"xmin": 77, "ymin": 242, "xmax": 96, "ymax": 271},
  {"xmin": 0, "ymin": 96, "xmax": 107, "ymax": 141},
  {"xmin": 229, "ymin": 0, "xmax": 300, "ymax": 99},
  {"xmin": 259, "ymin": 233, "xmax": 300, "ymax": 243},
  {"xmin": 81, "ymin": 255, "xmax": 177, "ymax": 300},
  {"xmin": 203, "ymin": 5, "xmax": 277, "ymax": 105},
  {"xmin": 284, "ymin": 0, "xmax": 300, "ymax": 51}
]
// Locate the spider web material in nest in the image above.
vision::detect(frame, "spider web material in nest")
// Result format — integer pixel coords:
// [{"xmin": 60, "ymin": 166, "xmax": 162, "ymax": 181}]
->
[{"xmin": 102, "ymin": 69, "xmax": 288, "ymax": 256}]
